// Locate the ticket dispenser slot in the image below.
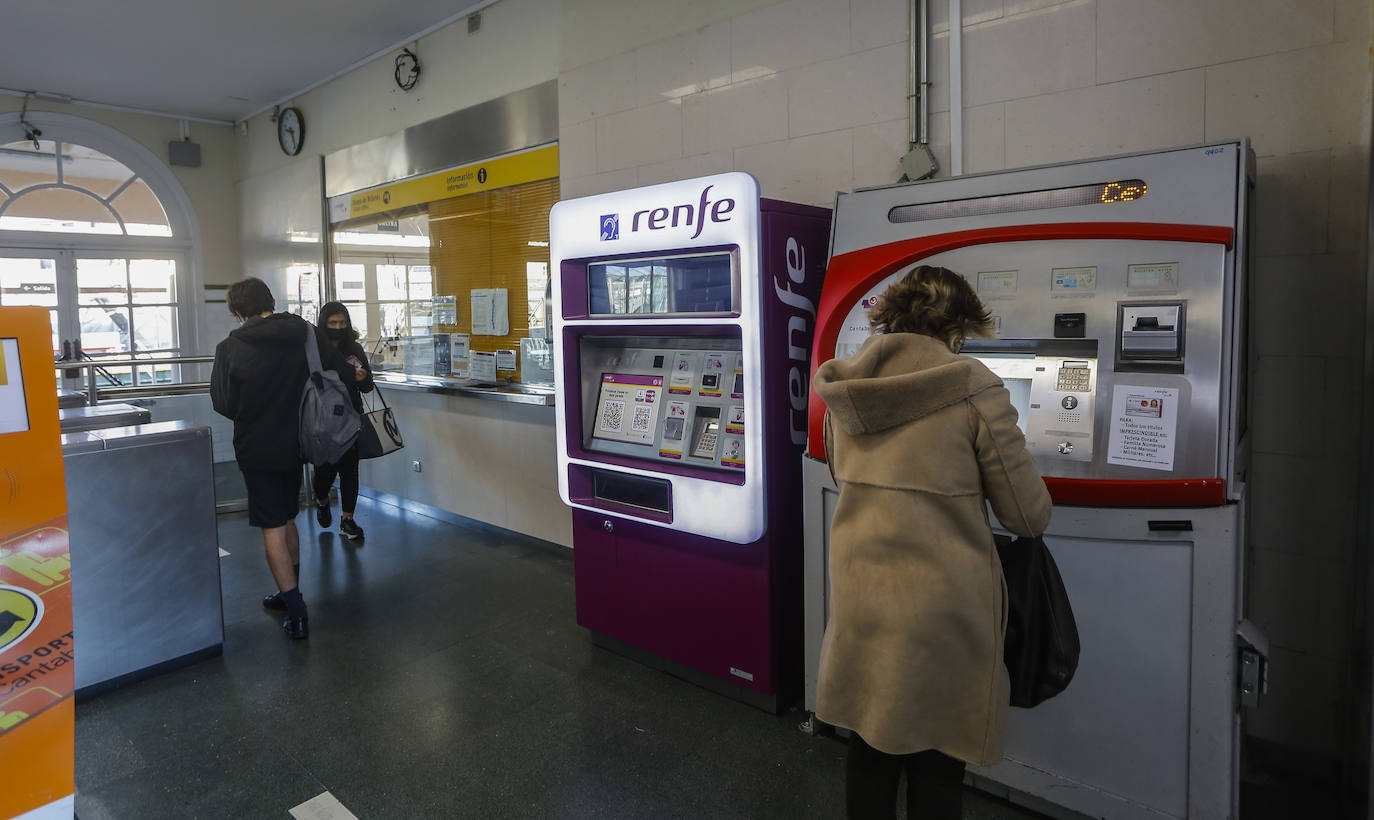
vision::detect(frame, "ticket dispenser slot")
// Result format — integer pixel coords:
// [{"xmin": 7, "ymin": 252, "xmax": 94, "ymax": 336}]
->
[{"xmin": 1117, "ymin": 301, "xmax": 1185, "ymax": 373}]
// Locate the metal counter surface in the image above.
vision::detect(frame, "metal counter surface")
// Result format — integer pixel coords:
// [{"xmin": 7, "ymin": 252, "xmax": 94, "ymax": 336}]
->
[
  {"xmin": 372, "ymin": 371, "xmax": 556, "ymax": 406},
  {"xmin": 57, "ymin": 402, "xmax": 151, "ymax": 433},
  {"xmin": 63, "ymin": 420, "xmax": 224, "ymax": 696}
]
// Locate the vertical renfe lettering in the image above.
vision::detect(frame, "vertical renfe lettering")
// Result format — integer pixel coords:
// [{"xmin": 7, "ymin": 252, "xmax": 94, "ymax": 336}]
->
[
  {"xmin": 648, "ymin": 208, "xmax": 670, "ymax": 229},
  {"xmin": 671, "ymin": 203, "xmax": 694, "ymax": 227},
  {"xmin": 632, "ymin": 209, "xmax": 652, "ymax": 231},
  {"xmin": 711, "ymin": 198, "xmax": 735, "ymax": 223},
  {"xmin": 787, "ymin": 314, "xmax": 808, "ymax": 361}
]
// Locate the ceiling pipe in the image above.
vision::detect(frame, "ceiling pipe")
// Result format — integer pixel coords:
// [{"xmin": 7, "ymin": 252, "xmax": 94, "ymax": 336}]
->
[
  {"xmin": 900, "ymin": 0, "xmax": 939, "ymax": 180},
  {"xmin": 948, "ymin": 0, "xmax": 964, "ymax": 176}
]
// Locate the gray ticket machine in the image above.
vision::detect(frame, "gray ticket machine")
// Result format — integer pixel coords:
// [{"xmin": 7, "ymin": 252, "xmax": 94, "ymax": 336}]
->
[{"xmin": 804, "ymin": 142, "xmax": 1264, "ymax": 819}]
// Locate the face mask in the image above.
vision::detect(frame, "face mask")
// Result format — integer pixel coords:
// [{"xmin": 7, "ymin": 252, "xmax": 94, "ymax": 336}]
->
[{"xmin": 325, "ymin": 327, "xmax": 349, "ymax": 341}]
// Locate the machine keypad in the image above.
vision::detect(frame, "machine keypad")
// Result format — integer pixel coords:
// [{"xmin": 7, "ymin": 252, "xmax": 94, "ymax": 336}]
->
[{"xmin": 1056, "ymin": 366, "xmax": 1091, "ymax": 392}]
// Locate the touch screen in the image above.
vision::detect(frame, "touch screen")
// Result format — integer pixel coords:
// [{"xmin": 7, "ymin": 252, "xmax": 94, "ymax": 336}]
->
[
  {"xmin": 1002, "ymin": 377, "xmax": 1031, "ymax": 436},
  {"xmin": 589, "ymin": 252, "xmax": 735, "ymax": 315}
]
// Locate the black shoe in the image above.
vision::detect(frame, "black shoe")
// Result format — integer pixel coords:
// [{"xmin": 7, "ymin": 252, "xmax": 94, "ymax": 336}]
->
[
  {"xmin": 282, "ymin": 615, "xmax": 309, "ymax": 640},
  {"xmin": 262, "ymin": 592, "xmax": 286, "ymax": 612},
  {"xmin": 339, "ymin": 518, "xmax": 364, "ymax": 540},
  {"xmin": 316, "ymin": 498, "xmax": 332, "ymax": 528}
]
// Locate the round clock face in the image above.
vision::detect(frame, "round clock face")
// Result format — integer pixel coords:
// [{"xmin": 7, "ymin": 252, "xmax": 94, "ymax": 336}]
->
[{"xmin": 277, "ymin": 108, "xmax": 304, "ymax": 156}]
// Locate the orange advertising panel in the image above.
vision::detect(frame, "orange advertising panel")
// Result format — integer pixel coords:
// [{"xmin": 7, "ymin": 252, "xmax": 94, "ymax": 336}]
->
[{"xmin": 0, "ymin": 307, "xmax": 74, "ymax": 819}]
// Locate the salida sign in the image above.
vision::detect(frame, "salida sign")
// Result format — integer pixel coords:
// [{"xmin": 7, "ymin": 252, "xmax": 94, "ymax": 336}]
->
[{"xmin": 600, "ymin": 184, "xmax": 736, "ymax": 242}]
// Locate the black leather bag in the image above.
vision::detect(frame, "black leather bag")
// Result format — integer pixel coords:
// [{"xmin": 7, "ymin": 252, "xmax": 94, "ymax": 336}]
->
[
  {"xmin": 356, "ymin": 386, "xmax": 404, "ymax": 459},
  {"xmin": 995, "ymin": 534, "xmax": 1080, "ymax": 708}
]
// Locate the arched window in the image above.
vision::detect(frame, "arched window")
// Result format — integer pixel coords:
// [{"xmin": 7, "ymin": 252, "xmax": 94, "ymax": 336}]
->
[{"xmin": 0, "ymin": 113, "xmax": 201, "ymax": 388}]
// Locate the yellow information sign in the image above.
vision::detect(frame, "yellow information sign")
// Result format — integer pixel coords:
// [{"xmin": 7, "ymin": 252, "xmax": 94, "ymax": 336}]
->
[{"xmin": 347, "ymin": 144, "xmax": 559, "ymax": 220}]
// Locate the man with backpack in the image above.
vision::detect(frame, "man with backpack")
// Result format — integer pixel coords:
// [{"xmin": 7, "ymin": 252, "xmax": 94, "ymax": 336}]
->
[{"xmin": 211, "ymin": 277, "xmax": 357, "ymax": 640}]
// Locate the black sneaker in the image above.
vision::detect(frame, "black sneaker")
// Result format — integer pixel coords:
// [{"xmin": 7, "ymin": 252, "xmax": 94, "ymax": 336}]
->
[
  {"xmin": 339, "ymin": 518, "xmax": 364, "ymax": 540},
  {"xmin": 262, "ymin": 592, "xmax": 286, "ymax": 611},
  {"xmin": 282, "ymin": 615, "xmax": 309, "ymax": 640},
  {"xmin": 316, "ymin": 498, "xmax": 332, "ymax": 528}
]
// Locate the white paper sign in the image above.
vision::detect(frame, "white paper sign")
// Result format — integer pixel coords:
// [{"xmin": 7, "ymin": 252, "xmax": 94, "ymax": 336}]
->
[
  {"xmin": 0, "ymin": 338, "xmax": 30, "ymax": 435},
  {"xmin": 496, "ymin": 349, "xmax": 517, "ymax": 371},
  {"xmin": 468, "ymin": 350, "xmax": 498, "ymax": 382},
  {"xmin": 1107, "ymin": 385, "xmax": 1180, "ymax": 471},
  {"xmin": 470, "ymin": 288, "xmax": 509, "ymax": 336},
  {"xmin": 450, "ymin": 333, "xmax": 471, "ymax": 361},
  {"xmin": 433, "ymin": 295, "xmax": 458, "ymax": 325}
]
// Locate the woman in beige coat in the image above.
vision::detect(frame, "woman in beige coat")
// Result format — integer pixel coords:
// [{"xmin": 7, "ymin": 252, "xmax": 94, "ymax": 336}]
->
[{"xmin": 813, "ymin": 265, "xmax": 1052, "ymax": 819}]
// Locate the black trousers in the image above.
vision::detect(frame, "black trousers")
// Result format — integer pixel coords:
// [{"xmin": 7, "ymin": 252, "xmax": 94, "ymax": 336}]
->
[
  {"xmin": 846, "ymin": 733, "xmax": 966, "ymax": 820},
  {"xmin": 313, "ymin": 447, "xmax": 360, "ymax": 514}
]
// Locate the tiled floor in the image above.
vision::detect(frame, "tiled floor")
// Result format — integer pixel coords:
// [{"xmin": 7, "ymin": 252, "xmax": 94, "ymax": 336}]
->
[{"xmin": 73, "ymin": 495, "xmax": 1049, "ymax": 819}]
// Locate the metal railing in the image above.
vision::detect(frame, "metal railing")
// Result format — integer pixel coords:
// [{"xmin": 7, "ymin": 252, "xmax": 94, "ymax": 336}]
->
[{"xmin": 68, "ymin": 355, "xmax": 215, "ymax": 406}]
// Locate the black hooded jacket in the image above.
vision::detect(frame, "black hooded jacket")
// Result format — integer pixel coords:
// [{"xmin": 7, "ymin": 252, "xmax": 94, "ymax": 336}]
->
[{"xmin": 211, "ymin": 312, "xmax": 354, "ymax": 472}]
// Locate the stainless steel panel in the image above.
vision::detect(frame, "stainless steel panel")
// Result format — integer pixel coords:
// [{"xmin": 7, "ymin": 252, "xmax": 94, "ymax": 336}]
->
[
  {"xmin": 64, "ymin": 425, "xmax": 223, "ymax": 692},
  {"xmin": 324, "ymin": 80, "xmax": 559, "ymax": 200},
  {"xmin": 92, "ymin": 419, "xmax": 206, "ymax": 449},
  {"xmin": 58, "ymin": 403, "xmax": 151, "ymax": 433},
  {"xmin": 61, "ymin": 431, "xmax": 105, "ymax": 454},
  {"xmin": 57, "ymin": 389, "xmax": 87, "ymax": 409}
]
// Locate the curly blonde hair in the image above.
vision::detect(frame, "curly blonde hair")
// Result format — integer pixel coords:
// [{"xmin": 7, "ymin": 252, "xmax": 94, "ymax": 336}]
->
[{"xmin": 868, "ymin": 265, "xmax": 994, "ymax": 351}]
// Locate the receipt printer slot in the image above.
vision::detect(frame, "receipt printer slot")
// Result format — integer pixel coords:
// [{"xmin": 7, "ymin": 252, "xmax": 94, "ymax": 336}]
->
[{"xmin": 1118, "ymin": 301, "xmax": 1185, "ymax": 371}]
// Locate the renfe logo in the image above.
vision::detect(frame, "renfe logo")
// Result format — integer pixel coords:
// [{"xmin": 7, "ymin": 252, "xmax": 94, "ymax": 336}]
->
[
  {"xmin": 598, "ymin": 184, "xmax": 736, "ymax": 241},
  {"xmin": 774, "ymin": 236, "xmax": 815, "ymax": 445}
]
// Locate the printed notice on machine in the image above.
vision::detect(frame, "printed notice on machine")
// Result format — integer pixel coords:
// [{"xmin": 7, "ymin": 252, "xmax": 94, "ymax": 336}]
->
[
  {"xmin": 1107, "ymin": 385, "xmax": 1180, "ymax": 471},
  {"xmin": 0, "ymin": 339, "xmax": 29, "ymax": 435},
  {"xmin": 593, "ymin": 374, "xmax": 663, "ymax": 446}
]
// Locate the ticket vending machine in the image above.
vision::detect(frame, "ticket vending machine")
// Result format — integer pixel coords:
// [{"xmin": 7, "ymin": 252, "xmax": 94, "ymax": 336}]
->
[
  {"xmin": 551, "ymin": 174, "xmax": 830, "ymax": 711},
  {"xmin": 802, "ymin": 143, "xmax": 1263, "ymax": 819}
]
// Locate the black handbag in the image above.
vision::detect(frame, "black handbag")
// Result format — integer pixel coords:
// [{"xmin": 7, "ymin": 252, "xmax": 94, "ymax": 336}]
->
[
  {"xmin": 356, "ymin": 386, "xmax": 404, "ymax": 459},
  {"xmin": 995, "ymin": 534, "xmax": 1080, "ymax": 708}
]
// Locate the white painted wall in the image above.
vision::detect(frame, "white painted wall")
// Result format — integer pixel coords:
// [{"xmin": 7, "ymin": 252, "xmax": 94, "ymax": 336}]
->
[{"xmin": 556, "ymin": 0, "xmax": 1373, "ymax": 765}]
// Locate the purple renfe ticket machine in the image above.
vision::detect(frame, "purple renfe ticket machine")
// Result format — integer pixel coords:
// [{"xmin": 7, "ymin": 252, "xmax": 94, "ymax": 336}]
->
[{"xmin": 550, "ymin": 174, "xmax": 830, "ymax": 711}]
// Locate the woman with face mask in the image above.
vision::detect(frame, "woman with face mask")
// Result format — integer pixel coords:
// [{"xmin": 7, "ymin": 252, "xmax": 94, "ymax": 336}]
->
[{"xmin": 313, "ymin": 302, "xmax": 373, "ymax": 540}]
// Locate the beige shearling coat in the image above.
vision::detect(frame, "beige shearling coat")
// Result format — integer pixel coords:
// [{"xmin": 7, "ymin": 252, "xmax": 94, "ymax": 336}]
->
[{"xmin": 813, "ymin": 332, "xmax": 1052, "ymax": 764}]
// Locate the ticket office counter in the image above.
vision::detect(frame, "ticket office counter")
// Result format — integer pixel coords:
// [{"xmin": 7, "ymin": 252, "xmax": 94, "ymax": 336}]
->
[{"xmin": 359, "ymin": 373, "xmax": 571, "ymax": 548}]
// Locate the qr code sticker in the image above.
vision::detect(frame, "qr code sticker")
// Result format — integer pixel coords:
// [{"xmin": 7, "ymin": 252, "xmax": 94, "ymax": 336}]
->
[
  {"xmin": 599, "ymin": 400, "xmax": 625, "ymax": 432},
  {"xmin": 632, "ymin": 404, "xmax": 653, "ymax": 432}
]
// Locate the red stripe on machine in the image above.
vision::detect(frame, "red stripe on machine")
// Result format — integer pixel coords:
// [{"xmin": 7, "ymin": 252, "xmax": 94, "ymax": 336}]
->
[
  {"xmin": 807, "ymin": 222, "xmax": 1235, "ymax": 460},
  {"xmin": 1044, "ymin": 477, "xmax": 1228, "ymax": 507}
]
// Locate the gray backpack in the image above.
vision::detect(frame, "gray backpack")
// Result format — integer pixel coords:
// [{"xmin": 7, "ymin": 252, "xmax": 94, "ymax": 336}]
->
[{"xmin": 299, "ymin": 323, "xmax": 361, "ymax": 465}]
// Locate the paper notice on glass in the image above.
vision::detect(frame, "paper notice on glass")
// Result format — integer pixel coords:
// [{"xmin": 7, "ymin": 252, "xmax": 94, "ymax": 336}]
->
[
  {"xmin": 496, "ymin": 349, "xmax": 517, "ymax": 371},
  {"xmin": 450, "ymin": 333, "xmax": 470, "ymax": 361},
  {"xmin": 470, "ymin": 288, "xmax": 509, "ymax": 336},
  {"xmin": 468, "ymin": 350, "xmax": 498, "ymax": 383},
  {"xmin": 1107, "ymin": 385, "xmax": 1181, "ymax": 471},
  {"xmin": 0, "ymin": 338, "xmax": 30, "ymax": 434},
  {"xmin": 433, "ymin": 295, "xmax": 458, "ymax": 326}
]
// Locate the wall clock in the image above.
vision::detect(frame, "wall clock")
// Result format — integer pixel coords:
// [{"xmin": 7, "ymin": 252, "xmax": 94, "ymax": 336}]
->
[
  {"xmin": 277, "ymin": 107, "xmax": 304, "ymax": 156},
  {"xmin": 395, "ymin": 48, "xmax": 421, "ymax": 92}
]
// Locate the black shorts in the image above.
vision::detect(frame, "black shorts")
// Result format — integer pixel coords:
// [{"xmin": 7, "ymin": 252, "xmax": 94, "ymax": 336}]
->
[{"xmin": 242, "ymin": 468, "xmax": 302, "ymax": 528}]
